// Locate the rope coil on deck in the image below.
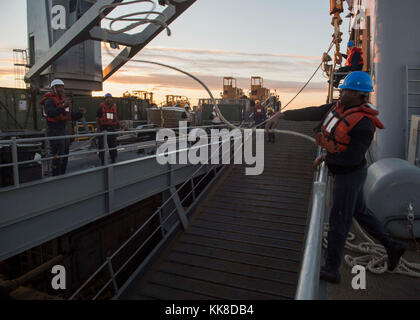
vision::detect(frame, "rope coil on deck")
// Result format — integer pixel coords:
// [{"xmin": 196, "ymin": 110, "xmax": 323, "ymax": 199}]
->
[{"xmin": 323, "ymin": 222, "xmax": 420, "ymax": 278}]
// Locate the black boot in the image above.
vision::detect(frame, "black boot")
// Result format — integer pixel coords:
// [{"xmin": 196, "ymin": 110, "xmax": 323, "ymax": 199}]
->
[
  {"xmin": 386, "ymin": 241, "xmax": 406, "ymax": 271},
  {"xmin": 320, "ymin": 265, "xmax": 341, "ymax": 283}
]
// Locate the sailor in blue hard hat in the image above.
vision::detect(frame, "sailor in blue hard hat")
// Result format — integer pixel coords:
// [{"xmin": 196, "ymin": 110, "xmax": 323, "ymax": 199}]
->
[
  {"xmin": 333, "ymin": 40, "xmax": 364, "ymax": 88},
  {"xmin": 265, "ymin": 71, "xmax": 407, "ymax": 283}
]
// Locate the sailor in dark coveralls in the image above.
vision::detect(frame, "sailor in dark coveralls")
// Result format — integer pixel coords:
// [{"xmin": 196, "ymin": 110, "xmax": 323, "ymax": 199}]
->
[
  {"xmin": 266, "ymin": 71, "xmax": 406, "ymax": 283},
  {"xmin": 41, "ymin": 79, "xmax": 85, "ymax": 176}
]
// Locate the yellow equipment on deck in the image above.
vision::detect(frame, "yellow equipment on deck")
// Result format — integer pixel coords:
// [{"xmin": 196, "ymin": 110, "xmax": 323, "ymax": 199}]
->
[
  {"xmin": 165, "ymin": 95, "xmax": 190, "ymax": 107},
  {"xmin": 250, "ymin": 76, "xmax": 270, "ymax": 102},
  {"xmin": 221, "ymin": 77, "xmax": 245, "ymax": 99}
]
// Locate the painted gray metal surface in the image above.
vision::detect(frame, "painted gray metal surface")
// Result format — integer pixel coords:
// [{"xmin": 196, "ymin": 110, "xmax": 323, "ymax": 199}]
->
[
  {"xmin": 364, "ymin": 158, "xmax": 420, "ymax": 238},
  {"xmin": 0, "ymin": 155, "xmax": 208, "ymax": 261},
  {"xmin": 368, "ymin": 0, "xmax": 420, "ymax": 160},
  {"xmin": 25, "ymin": 0, "xmax": 196, "ymax": 93},
  {"xmin": 26, "ymin": 0, "xmax": 121, "ymax": 91},
  {"xmin": 102, "ymin": 0, "xmax": 196, "ymax": 81}
]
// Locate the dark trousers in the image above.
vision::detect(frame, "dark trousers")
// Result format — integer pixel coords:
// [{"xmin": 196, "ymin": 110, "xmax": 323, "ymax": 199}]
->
[
  {"xmin": 47, "ymin": 127, "xmax": 70, "ymax": 176},
  {"xmin": 326, "ymin": 165, "xmax": 392, "ymax": 271},
  {"xmin": 98, "ymin": 131, "xmax": 117, "ymax": 164},
  {"xmin": 333, "ymin": 65, "xmax": 363, "ymax": 86},
  {"xmin": 268, "ymin": 132, "xmax": 275, "ymax": 143},
  {"xmin": 255, "ymin": 115, "xmax": 265, "ymax": 126}
]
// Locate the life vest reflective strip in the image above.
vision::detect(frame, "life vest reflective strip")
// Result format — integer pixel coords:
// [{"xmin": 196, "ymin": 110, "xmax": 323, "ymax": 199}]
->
[
  {"xmin": 40, "ymin": 93, "xmax": 71, "ymax": 123},
  {"xmin": 346, "ymin": 47, "xmax": 364, "ymax": 67},
  {"xmin": 255, "ymin": 105, "xmax": 264, "ymax": 113},
  {"xmin": 316, "ymin": 102, "xmax": 384, "ymax": 153},
  {"xmin": 99, "ymin": 103, "xmax": 118, "ymax": 126}
]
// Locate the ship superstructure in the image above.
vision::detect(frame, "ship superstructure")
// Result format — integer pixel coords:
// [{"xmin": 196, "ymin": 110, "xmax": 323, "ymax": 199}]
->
[{"xmin": 0, "ymin": 0, "xmax": 420, "ymax": 301}]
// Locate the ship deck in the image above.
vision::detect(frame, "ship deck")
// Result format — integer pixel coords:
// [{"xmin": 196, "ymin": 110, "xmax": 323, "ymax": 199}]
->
[{"xmin": 120, "ymin": 120, "xmax": 318, "ymax": 299}]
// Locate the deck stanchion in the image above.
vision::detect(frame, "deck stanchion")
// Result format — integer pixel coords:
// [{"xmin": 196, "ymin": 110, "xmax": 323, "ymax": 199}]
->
[
  {"xmin": 103, "ymin": 131, "xmax": 109, "ymax": 166},
  {"xmin": 11, "ymin": 137, "xmax": 19, "ymax": 187},
  {"xmin": 107, "ymin": 257, "xmax": 119, "ymax": 294}
]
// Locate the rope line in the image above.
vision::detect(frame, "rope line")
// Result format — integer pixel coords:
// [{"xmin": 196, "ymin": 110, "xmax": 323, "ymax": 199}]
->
[
  {"xmin": 323, "ymin": 221, "xmax": 420, "ymax": 277},
  {"xmin": 98, "ymin": 0, "xmax": 318, "ymax": 143}
]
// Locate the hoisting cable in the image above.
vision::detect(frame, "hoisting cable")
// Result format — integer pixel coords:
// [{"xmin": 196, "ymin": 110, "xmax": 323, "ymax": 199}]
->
[
  {"xmin": 100, "ymin": 0, "xmax": 420, "ymax": 280},
  {"xmin": 98, "ymin": 0, "xmax": 318, "ymax": 144},
  {"xmin": 253, "ymin": 39, "xmax": 336, "ymax": 134}
]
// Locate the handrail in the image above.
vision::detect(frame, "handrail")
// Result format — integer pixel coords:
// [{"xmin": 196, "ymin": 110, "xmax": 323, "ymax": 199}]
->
[
  {"xmin": 295, "ymin": 148, "xmax": 328, "ymax": 300},
  {"xmin": 69, "ymin": 130, "xmax": 245, "ymax": 300},
  {"xmin": 0, "ymin": 124, "xmax": 230, "ymax": 189}
]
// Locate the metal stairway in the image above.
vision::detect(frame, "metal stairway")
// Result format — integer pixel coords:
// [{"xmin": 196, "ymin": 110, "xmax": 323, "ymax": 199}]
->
[{"xmin": 120, "ymin": 120, "xmax": 318, "ymax": 300}]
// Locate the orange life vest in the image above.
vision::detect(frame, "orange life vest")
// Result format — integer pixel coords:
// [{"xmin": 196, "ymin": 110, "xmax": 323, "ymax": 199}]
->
[
  {"xmin": 346, "ymin": 47, "xmax": 364, "ymax": 67},
  {"xmin": 99, "ymin": 102, "xmax": 118, "ymax": 126},
  {"xmin": 255, "ymin": 104, "xmax": 264, "ymax": 114},
  {"xmin": 40, "ymin": 92, "xmax": 71, "ymax": 123},
  {"xmin": 316, "ymin": 102, "xmax": 384, "ymax": 153}
]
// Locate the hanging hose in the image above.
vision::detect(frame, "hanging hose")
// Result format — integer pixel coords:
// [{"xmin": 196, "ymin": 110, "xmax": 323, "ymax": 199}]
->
[
  {"xmin": 99, "ymin": 0, "xmax": 171, "ymax": 36},
  {"xmin": 98, "ymin": 0, "xmax": 319, "ymax": 144}
]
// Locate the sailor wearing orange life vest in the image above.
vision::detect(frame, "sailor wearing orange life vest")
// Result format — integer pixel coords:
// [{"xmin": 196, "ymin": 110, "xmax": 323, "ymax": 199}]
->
[
  {"xmin": 254, "ymin": 100, "xmax": 265, "ymax": 125},
  {"xmin": 96, "ymin": 93, "xmax": 120, "ymax": 165},
  {"xmin": 40, "ymin": 79, "xmax": 86, "ymax": 176},
  {"xmin": 333, "ymin": 41, "xmax": 364, "ymax": 88},
  {"xmin": 266, "ymin": 72, "xmax": 406, "ymax": 283}
]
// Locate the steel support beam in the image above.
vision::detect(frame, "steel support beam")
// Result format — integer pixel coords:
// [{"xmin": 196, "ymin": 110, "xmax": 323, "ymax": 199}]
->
[
  {"xmin": 25, "ymin": 0, "xmax": 123, "ymax": 81},
  {"xmin": 0, "ymin": 157, "xmax": 206, "ymax": 261},
  {"xmin": 169, "ymin": 186, "xmax": 188, "ymax": 229},
  {"xmin": 102, "ymin": 0, "xmax": 196, "ymax": 81}
]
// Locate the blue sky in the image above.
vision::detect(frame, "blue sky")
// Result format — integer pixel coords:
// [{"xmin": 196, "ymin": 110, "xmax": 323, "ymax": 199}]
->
[{"xmin": 0, "ymin": 0, "xmax": 352, "ymax": 107}]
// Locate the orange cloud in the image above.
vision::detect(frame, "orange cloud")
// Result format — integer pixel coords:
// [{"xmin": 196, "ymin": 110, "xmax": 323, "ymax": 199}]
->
[{"xmin": 107, "ymin": 72, "xmax": 327, "ymax": 93}]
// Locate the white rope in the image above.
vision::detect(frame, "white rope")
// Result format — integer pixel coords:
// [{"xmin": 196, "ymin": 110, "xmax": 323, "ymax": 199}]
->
[{"xmin": 323, "ymin": 221, "xmax": 420, "ymax": 277}]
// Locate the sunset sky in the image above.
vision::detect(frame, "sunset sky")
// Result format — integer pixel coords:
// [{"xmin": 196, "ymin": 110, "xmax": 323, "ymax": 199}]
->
[{"xmin": 0, "ymin": 0, "xmax": 353, "ymax": 109}]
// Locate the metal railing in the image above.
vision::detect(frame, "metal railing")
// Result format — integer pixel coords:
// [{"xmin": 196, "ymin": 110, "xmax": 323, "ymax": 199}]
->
[
  {"xmin": 68, "ymin": 129, "xmax": 245, "ymax": 300},
  {"xmin": 295, "ymin": 148, "xmax": 329, "ymax": 300},
  {"xmin": 0, "ymin": 124, "xmax": 229, "ymax": 190}
]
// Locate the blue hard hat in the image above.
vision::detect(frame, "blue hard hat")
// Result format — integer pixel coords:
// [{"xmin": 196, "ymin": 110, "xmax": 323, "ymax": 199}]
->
[
  {"xmin": 105, "ymin": 93, "xmax": 112, "ymax": 98},
  {"xmin": 347, "ymin": 40, "xmax": 355, "ymax": 47},
  {"xmin": 339, "ymin": 71, "xmax": 374, "ymax": 92}
]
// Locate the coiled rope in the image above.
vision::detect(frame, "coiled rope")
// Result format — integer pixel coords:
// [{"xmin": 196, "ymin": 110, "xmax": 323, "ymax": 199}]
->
[{"xmin": 323, "ymin": 221, "xmax": 420, "ymax": 277}]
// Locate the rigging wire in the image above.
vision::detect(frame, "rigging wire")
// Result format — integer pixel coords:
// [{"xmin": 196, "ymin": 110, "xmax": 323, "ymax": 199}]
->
[
  {"xmin": 99, "ymin": 0, "xmax": 317, "ymax": 144},
  {"xmin": 96, "ymin": 0, "xmax": 420, "ymax": 281}
]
